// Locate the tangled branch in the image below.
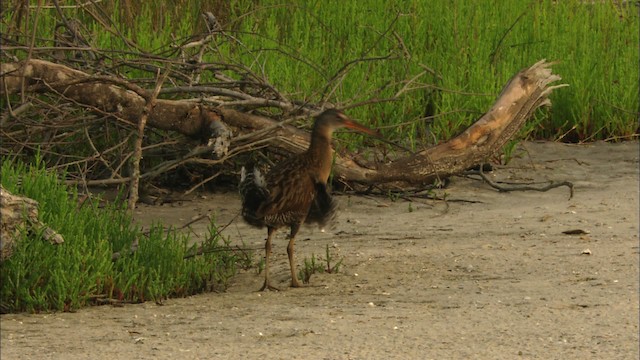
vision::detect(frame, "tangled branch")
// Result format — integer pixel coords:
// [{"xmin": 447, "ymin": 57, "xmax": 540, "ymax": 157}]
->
[
  {"xmin": 0, "ymin": 3, "xmax": 568, "ymax": 204},
  {"xmin": 1, "ymin": 3, "xmax": 423, "ymax": 199}
]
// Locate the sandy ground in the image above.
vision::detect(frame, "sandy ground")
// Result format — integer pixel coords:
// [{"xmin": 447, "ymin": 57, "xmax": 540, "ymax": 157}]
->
[{"xmin": 1, "ymin": 141, "xmax": 638, "ymax": 359}]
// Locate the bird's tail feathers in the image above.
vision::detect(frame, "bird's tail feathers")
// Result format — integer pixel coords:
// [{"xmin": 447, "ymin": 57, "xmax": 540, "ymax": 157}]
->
[{"xmin": 239, "ymin": 165, "xmax": 269, "ymax": 227}]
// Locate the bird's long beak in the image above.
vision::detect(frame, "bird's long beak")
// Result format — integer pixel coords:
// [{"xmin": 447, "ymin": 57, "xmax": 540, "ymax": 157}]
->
[{"xmin": 339, "ymin": 114, "xmax": 379, "ymax": 136}]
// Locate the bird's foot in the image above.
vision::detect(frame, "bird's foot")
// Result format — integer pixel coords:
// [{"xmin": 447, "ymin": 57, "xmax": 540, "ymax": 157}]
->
[
  {"xmin": 259, "ymin": 282, "xmax": 280, "ymax": 292},
  {"xmin": 290, "ymin": 278, "xmax": 303, "ymax": 288}
]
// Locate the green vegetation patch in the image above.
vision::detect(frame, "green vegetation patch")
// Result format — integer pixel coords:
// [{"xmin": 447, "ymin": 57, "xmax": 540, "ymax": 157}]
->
[{"xmin": 0, "ymin": 158, "xmax": 240, "ymax": 313}]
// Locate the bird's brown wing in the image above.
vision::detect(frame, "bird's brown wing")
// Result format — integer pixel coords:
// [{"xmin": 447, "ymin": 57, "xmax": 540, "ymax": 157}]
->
[
  {"xmin": 256, "ymin": 158, "xmax": 316, "ymax": 225},
  {"xmin": 306, "ymin": 182, "xmax": 337, "ymax": 227}
]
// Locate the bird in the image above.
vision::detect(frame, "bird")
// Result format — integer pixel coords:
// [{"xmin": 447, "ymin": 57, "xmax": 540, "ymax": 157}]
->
[{"xmin": 239, "ymin": 109, "xmax": 378, "ymax": 291}]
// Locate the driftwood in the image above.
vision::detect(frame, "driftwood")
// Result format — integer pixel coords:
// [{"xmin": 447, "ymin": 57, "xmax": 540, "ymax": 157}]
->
[
  {"xmin": 0, "ymin": 186, "xmax": 64, "ymax": 262},
  {"xmin": 1, "ymin": 59, "xmax": 566, "ymax": 191},
  {"xmin": 347, "ymin": 59, "xmax": 569, "ymax": 185}
]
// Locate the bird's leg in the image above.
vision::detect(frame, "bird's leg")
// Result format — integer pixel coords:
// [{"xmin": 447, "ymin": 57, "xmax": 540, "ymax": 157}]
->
[
  {"xmin": 260, "ymin": 227, "xmax": 279, "ymax": 291},
  {"xmin": 287, "ymin": 223, "xmax": 302, "ymax": 288}
]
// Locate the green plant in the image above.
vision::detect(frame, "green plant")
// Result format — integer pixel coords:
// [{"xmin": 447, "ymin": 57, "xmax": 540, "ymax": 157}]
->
[
  {"xmin": 299, "ymin": 253, "xmax": 324, "ymax": 284},
  {"xmin": 501, "ymin": 140, "xmax": 520, "ymax": 165},
  {"xmin": 323, "ymin": 244, "xmax": 343, "ymax": 274},
  {"xmin": 256, "ymin": 257, "xmax": 265, "ymax": 275},
  {"xmin": 297, "ymin": 244, "xmax": 343, "ymax": 284},
  {"xmin": 0, "ymin": 157, "xmax": 239, "ymax": 313}
]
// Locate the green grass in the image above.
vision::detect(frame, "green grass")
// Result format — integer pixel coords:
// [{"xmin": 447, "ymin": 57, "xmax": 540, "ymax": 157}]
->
[
  {"xmin": 218, "ymin": 0, "xmax": 638, "ymax": 144},
  {"xmin": 0, "ymin": 157, "xmax": 240, "ymax": 313},
  {"xmin": 1, "ymin": 0, "xmax": 636, "ymax": 146}
]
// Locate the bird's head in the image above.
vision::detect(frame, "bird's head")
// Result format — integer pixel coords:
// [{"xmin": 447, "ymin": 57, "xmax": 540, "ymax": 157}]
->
[{"xmin": 314, "ymin": 109, "xmax": 379, "ymax": 136}]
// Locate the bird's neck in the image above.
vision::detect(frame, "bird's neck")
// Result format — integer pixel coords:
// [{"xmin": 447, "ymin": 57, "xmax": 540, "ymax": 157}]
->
[{"xmin": 307, "ymin": 128, "xmax": 335, "ymax": 183}]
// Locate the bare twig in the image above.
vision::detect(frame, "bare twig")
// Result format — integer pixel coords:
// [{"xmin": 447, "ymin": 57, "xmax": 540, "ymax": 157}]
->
[
  {"xmin": 489, "ymin": 9, "xmax": 528, "ymax": 65},
  {"xmin": 128, "ymin": 68, "xmax": 169, "ymax": 210},
  {"xmin": 464, "ymin": 169, "xmax": 574, "ymax": 199},
  {"xmin": 184, "ymin": 171, "xmax": 222, "ymax": 195}
]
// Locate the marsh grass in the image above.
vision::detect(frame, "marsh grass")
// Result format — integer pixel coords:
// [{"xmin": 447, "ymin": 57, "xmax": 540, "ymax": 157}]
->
[
  {"xmin": 217, "ymin": 0, "xmax": 638, "ymax": 144},
  {"xmin": 0, "ymin": 158, "xmax": 239, "ymax": 313}
]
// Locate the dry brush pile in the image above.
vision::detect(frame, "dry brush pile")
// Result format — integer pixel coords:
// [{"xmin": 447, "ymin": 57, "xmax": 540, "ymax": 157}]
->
[{"xmin": 1, "ymin": 4, "xmax": 568, "ymax": 205}]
